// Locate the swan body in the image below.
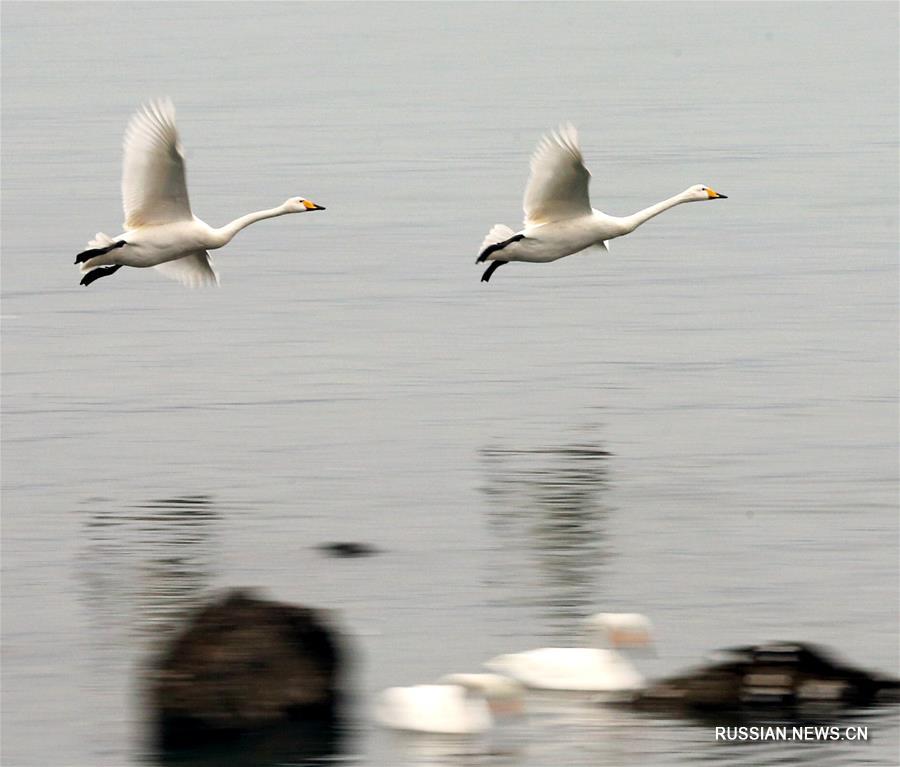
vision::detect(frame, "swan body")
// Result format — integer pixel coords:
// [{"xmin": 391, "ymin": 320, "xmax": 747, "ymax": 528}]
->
[
  {"xmin": 375, "ymin": 684, "xmax": 492, "ymax": 734},
  {"xmin": 486, "ymin": 647, "xmax": 644, "ymax": 693},
  {"xmin": 476, "ymin": 125, "xmax": 726, "ymax": 281},
  {"xmin": 75, "ymin": 99, "xmax": 324, "ymax": 287},
  {"xmin": 374, "ymin": 673, "xmax": 523, "ymax": 734},
  {"xmin": 484, "ymin": 613, "xmax": 652, "ymax": 695}
]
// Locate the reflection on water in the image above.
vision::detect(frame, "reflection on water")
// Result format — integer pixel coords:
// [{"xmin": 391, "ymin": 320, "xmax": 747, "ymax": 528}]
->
[
  {"xmin": 379, "ymin": 730, "xmax": 523, "ymax": 767},
  {"xmin": 515, "ymin": 691, "xmax": 899, "ymax": 767},
  {"xmin": 480, "ymin": 436, "xmax": 612, "ymax": 641},
  {"xmin": 75, "ymin": 495, "xmax": 223, "ymax": 764},
  {"xmin": 78, "ymin": 494, "xmax": 219, "ymax": 649},
  {"xmin": 153, "ymin": 720, "xmax": 344, "ymax": 767}
]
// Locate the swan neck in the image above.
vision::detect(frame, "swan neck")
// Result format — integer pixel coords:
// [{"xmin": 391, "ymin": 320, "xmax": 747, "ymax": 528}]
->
[
  {"xmin": 214, "ymin": 206, "xmax": 288, "ymax": 246},
  {"xmin": 621, "ymin": 193, "xmax": 687, "ymax": 234}
]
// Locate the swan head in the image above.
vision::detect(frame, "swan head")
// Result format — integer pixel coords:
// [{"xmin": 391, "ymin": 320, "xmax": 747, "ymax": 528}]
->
[
  {"xmin": 588, "ymin": 613, "xmax": 654, "ymax": 650},
  {"xmin": 284, "ymin": 197, "xmax": 326, "ymax": 213},
  {"xmin": 685, "ymin": 184, "xmax": 727, "ymax": 201}
]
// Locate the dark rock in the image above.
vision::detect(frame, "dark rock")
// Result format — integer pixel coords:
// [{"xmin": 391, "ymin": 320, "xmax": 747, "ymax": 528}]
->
[
  {"xmin": 315, "ymin": 542, "xmax": 379, "ymax": 558},
  {"xmin": 148, "ymin": 589, "xmax": 343, "ymax": 751},
  {"xmin": 635, "ymin": 641, "xmax": 900, "ymax": 712}
]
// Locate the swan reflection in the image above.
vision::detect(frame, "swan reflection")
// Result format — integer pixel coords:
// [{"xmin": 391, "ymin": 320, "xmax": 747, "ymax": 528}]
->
[
  {"xmin": 480, "ymin": 438, "xmax": 613, "ymax": 641},
  {"xmin": 377, "ymin": 729, "xmax": 523, "ymax": 767}
]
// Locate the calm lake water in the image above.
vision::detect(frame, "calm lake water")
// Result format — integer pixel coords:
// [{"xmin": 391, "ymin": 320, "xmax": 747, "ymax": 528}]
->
[{"xmin": 2, "ymin": 3, "xmax": 898, "ymax": 766}]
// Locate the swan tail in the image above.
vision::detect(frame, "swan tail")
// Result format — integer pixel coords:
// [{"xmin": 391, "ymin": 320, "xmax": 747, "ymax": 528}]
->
[
  {"xmin": 89, "ymin": 232, "xmax": 116, "ymax": 249},
  {"xmin": 477, "ymin": 224, "xmax": 516, "ymax": 262},
  {"xmin": 477, "ymin": 224, "xmax": 527, "ymax": 264},
  {"xmin": 481, "ymin": 224, "xmax": 516, "ymax": 251}
]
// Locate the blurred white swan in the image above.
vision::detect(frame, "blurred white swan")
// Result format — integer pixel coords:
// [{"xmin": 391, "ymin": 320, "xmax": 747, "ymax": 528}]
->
[
  {"xmin": 476, "ymin": 125, "xmax": 726, "ymax": 282},
  {"xmin": 75, "ymin": 99, "xmax": 325, "ymax": 287},
  {"xmin": 485, "ymin": 613, "xmax": 652, "ymax": 696},
  {"xmin": 374, "ymin": 673, "xmax": 523, "ymax": 734}
]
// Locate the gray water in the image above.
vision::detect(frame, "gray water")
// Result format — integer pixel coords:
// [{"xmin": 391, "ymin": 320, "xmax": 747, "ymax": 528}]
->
[{"xmin": 2, "ymin": 3, "xmax": 898, "ymax": 765}]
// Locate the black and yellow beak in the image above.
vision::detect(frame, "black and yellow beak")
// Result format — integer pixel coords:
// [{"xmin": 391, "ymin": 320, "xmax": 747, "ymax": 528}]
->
[
  {"xmin": 303, "ymin": 200, "xmax": 326, "ymax": 211},
  {"xmin": 707, "ymin": 188, "xmax": 728, "ymax": 199}
]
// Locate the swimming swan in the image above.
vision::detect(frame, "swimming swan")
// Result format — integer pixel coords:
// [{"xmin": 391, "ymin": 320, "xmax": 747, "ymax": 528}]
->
[
  {"xmin": 374, "ymin": 673, "xmax": 523, "ymax": 734},
  {"xmin": 484, "ymin": 613, "xmax": 652, "ymax": 696},
  {"xmin": 476, "ymin": 125, "xmax": 726, "ymax": 282},
  {"xmin": 75, "ymin": 99, "xmax": 325, "ymax": 287}
]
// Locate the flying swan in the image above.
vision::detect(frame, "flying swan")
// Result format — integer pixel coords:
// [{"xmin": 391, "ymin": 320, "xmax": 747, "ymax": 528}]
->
[
  {"xmin": 75, "ymin": 99, "xmax": 325, "ymax": 287},
  {"xmin": 476, "ymin": 125, "xmax": 726, "ymax": 282}
]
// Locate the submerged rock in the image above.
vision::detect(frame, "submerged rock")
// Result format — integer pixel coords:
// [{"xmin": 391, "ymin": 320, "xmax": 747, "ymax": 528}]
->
[
  {"xmin": 148, "ymin": 589, "xmax": 343, "ymax": 750},
  {"xmin": 635, "ymin": 641, "xmax": 900, "ymax": 711}
]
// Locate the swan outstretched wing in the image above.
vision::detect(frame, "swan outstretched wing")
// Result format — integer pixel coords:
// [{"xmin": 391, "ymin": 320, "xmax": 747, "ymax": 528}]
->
[
  {"xmin": 523, "ymin": 124, "xmax": 592, "ymax": 227},
  {"xmin": 122, "ymin": 99, "xmax": 192, "ymax": 228},
  {"xmin": 153, "ymin": 251, "xmax": 218, "ymax": 288}
]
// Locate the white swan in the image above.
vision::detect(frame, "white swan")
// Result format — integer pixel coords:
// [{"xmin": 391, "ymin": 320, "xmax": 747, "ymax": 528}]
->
[
  {"xmin": 476, "ymin": 125, "xmax": 726, "ymax": 282},
  {"xmin": 484, "ymin": 613, "xmax": 652, "ymax": 696},
  {"xmin": 75, "ymin": 99, "xmax": 325, "ymax": 287},
  {"xmin": 374, "ymin": 673, "xmax": 523, "ymax": 734}
]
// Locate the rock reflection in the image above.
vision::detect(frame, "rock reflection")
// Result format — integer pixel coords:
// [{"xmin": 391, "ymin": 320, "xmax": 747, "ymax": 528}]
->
[
  {"xmin": 480, "ymin": 440, "xmax": 613, "ymax": 640},
  {"xmin": 78, "ymin": 494, "xmax": 219, "ymax": 649},
  {"xmin": 76, "ymin": 495, "xmax": 222, "ymax": 763},
  {"xmin": 152, "ymin": 721, "xmax": 343, "ymax": 767}
]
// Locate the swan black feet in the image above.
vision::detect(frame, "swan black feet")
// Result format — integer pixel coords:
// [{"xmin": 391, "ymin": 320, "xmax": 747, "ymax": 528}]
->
[
  {"xmin": 480, "ymin": 260, "xmax": 508, "ymax": 283},
  {"xmin": 476, "ymin": 234, "xmax": 525, "ymax": 264},
  {"xmin": 80, "ymin": 264, "xmax": 123, "ymax": 286},
  {"xmin": 74, "ymin": 240, "xmax": 127, "ymax": 265}
]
